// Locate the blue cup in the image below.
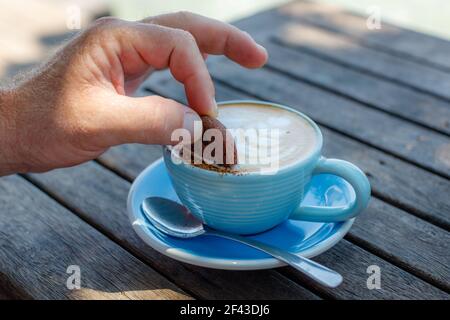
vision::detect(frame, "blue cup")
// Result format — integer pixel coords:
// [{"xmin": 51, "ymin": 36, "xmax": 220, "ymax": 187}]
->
[{"xmin": 164, "ymin": 101, "xmax": 371, "ymax": 235}]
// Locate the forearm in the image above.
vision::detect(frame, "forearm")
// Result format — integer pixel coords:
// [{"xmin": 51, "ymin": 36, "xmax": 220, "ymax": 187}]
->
[{"xmin": 0, "ymin": 87, "xmax": 23, "ymax": 176}]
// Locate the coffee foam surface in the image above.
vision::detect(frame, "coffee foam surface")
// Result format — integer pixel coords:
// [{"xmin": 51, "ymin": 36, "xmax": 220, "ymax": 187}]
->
[{"xmin": 218, "ymin": 103, "xmax": 318, "ymax": 172}]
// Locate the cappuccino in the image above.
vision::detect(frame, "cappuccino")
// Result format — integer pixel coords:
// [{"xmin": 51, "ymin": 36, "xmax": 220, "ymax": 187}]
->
[
  {"xmin": 218, "ymin": 102, "xmax": 319, "ymax": 173},
  {"xmin": 163, "ymin": 101, "xmax": 370, "ymax": 234}
]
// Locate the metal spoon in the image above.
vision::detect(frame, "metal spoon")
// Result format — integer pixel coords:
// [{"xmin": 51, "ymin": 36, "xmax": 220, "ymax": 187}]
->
[{"xmin": 141, "ymin": 197, "xmax": 343, "ymax": 288}]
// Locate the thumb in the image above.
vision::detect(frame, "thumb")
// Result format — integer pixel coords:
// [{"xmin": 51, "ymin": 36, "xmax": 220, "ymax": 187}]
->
[{"xmin": 94, "ymin": 94, "xmax": 201, "ymax": 147}]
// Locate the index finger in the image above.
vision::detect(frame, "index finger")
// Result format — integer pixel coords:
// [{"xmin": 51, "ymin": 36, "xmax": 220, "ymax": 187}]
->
[{"xmin": 143, "ymin": 11, "xmax": 268, "ymax": 68}]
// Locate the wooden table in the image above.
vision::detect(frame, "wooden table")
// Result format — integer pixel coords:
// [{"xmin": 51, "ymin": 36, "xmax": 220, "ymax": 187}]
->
[{"xmin": 1, "ymin": 1, "xmax": 449, "ymax": 300}]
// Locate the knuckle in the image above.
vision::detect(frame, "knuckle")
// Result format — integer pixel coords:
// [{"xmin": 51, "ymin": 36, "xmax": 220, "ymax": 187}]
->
[
  {"xmin": 81, "ymin": 17, "xmax": 135, "ymax": 47},
  {"xmin": 86, "ymin": 16, "xmax": 122, "ymax": 37},
  {"xmin": 175, "ymin": 10, "xmax": 195, "ymax": 22},
  {"xmin": 175, "ymin": 29, "xmax": 196, "ymax": 44},
  {"xmin": 72, "ymin": 118, "xmax": 98, "ymax": 144},
  {"xmin": 148, "ymin": 96, "xmax": 183, "ymax": 130},
  {"xmin": 93, "ymin": 16, "xmax": 119, "ymax": 27}
]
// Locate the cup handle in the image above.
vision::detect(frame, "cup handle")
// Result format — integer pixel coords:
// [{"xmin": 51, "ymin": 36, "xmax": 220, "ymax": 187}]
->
[{"xmin": 290, "ymin": 157, "xmax": 371, "ymax": 222}]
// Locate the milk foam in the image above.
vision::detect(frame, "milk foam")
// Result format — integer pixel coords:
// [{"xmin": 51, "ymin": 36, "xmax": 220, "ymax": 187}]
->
[{"xmin": 218, "ymin": 103, "xmax": 318, "ymax": 172}]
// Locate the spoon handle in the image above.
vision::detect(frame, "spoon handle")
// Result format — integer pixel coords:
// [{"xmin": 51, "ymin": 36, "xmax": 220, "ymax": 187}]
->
[{"xmin": 205, "ymin": 228, "xmax": 343, "ymax": 288}]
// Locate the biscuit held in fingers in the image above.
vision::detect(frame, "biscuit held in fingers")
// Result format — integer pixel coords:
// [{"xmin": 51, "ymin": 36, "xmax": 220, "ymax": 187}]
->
[{"xmin": 184, "ymin": 115, "xmax": 238, "ymax": 168}]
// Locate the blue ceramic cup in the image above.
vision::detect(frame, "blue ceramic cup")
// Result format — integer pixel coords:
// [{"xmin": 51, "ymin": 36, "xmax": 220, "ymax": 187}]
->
[{"xmin": 163, "ymin": 101, "xmax": 371, "ymax": 235}]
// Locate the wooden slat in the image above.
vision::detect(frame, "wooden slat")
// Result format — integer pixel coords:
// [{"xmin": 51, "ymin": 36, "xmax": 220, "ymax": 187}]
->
[
  {"xmin": 207, "ymin": 59, "xmax": 450, "ymax": 179},
  {"xmin": 100, "ymin": 81, "xmax": 445, "ymax": 299},
  {"xmin": 144, "ymin": 73, "xmax": 450, "ymax": 230},
  {"xmin": 0, "ymin": 175, "xmax": 189, "ymax": 300},
  {"xmin": 261, "ymin": 40, "xmax": 450, "ymax": 135},
  {"xmin": 98, "ymin": 144, "xmax": 162, "ymax": 179},
  {"xmin": 28, "ymin": 164, "xmax": 319, "ymax": 300},
  {"xmin": 280, "ymin": 1, "xmax": 450, "ymax": 71},
  {"xmin": 143, "ymin": 77, "xmax": 450, "ymax": 291},
  {"xmin": 232, "ymin": 5, "xmax": 450, "ymax": 103},
  {"xmin": 271, "ymin": 22, "xmax": 450, "ymax": 102},
  {"xmin": 348, "ymin": 200, "xmax": 450, "ymax": 289},
  {"xmin": 97, "ymin": 142, "xmax": 449, "ymax": 299},
  {"xmin": 322, "ymin": 129, "xmax": 450, "ymax": 230},
  {"xmin": 281, "ymin": 240, "xmax": 448, "ymax": 300},
  {"xmin": 0, "ymin": 274, "xmax": 32, "ymax": 299}
]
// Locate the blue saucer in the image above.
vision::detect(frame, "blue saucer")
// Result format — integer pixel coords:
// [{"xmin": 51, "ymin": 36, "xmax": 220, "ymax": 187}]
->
[{"xmin": 128, "ymin": 158, "xmax": 355, "ymax": 270}]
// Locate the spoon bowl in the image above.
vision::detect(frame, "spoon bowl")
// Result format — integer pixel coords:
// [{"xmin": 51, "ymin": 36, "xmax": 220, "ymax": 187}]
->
[{"xmin": 142, "ymin": 197, "xmax": 204, "ymax": 238}]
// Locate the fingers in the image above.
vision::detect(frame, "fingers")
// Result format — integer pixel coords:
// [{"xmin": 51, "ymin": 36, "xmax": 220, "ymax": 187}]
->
[
  {"xmin": 94, "ymin": 94, "xmax": 201, "ymax": 146},
  {"xmin": 119, "ymin": 23, "xmax": 217, "ymax": 116},
  {"xmin": 144, "ymin": 11, "xmax": 268, "ymax": 68},
  {"xmin": 85, "ymin": 15, "xmax": 265, "ymax": 116}
]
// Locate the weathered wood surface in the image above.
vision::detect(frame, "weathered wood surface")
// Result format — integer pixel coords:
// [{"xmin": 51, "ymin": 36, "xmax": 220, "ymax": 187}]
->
[
  {"xmin": 28, "ymin": 164, "xmax": 319, "ymax": 300},
  {"xmin": 97, "ymin": 144, "xmax": 162, "ymax": 180},
  {"xmin": 271, "ymin": 23, "xmax": 450, "ymax": 102},
  {"xmin": 144, "ymin": 75, "xmax": 450, "ymax": 231},
  {"xmin": 140, "ymin": 81, "xmax": 450, "ymax": 292},
  {"xmin": 2, "ymin": 0, "xmax": 450, "ymax": 300},
  {"xmin": 234, "ymin": 2, "xmax": 450, "ymax": 101},
  {"xmin": 0, "ymin": 175, "xmax": 190, "ymax": 300},
  {"xmin": 281, "ymin": 240, "xmax": 448, "ymax": 300},
  {"xmin": 78, "ymin": 83, "xmax": 450, "ymax": 299},
  {"xmin": 261, "ymin": 40, "xmax": 450, "ymax": 135},
  {"xmin": 28, "ymin": 155, "xmax": 448, "ymax": 299},
  {"xmin": 280, "ymin": 1, "xmax": 450, "ymax": 71},
  {"xmin": 349, "ymin": 200, "xmax": 449, "ymax": 291},
  {"xmin": 208, "ymin": 59, "xmax": 450, "ymax": 179}
]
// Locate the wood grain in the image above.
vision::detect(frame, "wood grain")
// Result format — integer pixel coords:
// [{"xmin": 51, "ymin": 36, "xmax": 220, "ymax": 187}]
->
[
  {"xmin": 261, "ymin": 40, "xmax": 450, "ymax": 135},
  {"xmin": 231, "ymin": 4, "xmax": 450, "ymax": 102},
  {"xmin": 282, "ymin": 240, "xmax": 449, "ymax": 300},
  {"xmin": 0, "ymin": 175, "xmax": 190, "ymax": 300},
  {"xmin": 141, "ymin": 78, "xmax": 450, "ymax": 290},
  {"xmin": 143, "ymin": 72, "xmax": 450, "ymax": 230},
  {"xmin": 97, "ymin": 144, "xmax": 162, "ymax": 179},
  {"xmin": 207, "ymin": 59, "xmax": 450, "ymax": 179},
  {"xmin": 27, "ymin": 163, "xmax": 319, "ymax": 300},
  {"xmin": 92, "ymin": 85, "xmax": 450, "ymax": 297},
  {"xmin": 349, "ymin": 199, "xmax": 450, "ymax": 291},
  {"xmin": 2, "ymin": 0, "xmax": 448, "ymax": 300},
  {"xmin": 28, "ymin": 156, "xmax": 447, "ymax": 299},
  {"xmin": 270, "ymin": 23, "xmax": 450, "ymax": 102},
  {"xmin": 280, "ymin": 1, "xmax": 450, "ymax": 71}
]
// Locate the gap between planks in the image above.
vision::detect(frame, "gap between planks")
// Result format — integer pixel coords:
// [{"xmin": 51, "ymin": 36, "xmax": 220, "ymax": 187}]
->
[
  {"xmin": 269, "ymin": 35, "xmax": 450, "ymax": 105},
  {"xmin": 141, "ymin": 88, "xmax": 449, "ymax": 292},
  {"xmin": 233, "ymin": 0, "xmax": 450, "ymax": 104},
  {"xmin": 30, "ymin": 155, "xmax": 448, "ymax": 299},
  {"xmin": 140, "ymin": 80, "xmax": 450, "ymax": 292},
  {"xmin": 0, "ymin": 174, "xmax": 191, "ymax": 300},
  {"xmin": 23, "ymin": 172, "xmax": 323, "ymax": 300},
  {"xmin": 210, "ymin": 71, "xmax": 450, "ymax": 182},
  {"xmin": 281, "ymin": 0, "xmax": 450, "ymax": 73},
  {"xmin": 105, "ymin": 85, "xmax": 449, "ymax": 294},
  {"xmin": 20, "ymin": 173, "xmax": 204, "ymax": 300},
  {"xmin": 144, "ymin": 77, "xmax": 450, "ymax": 231},
  {"xmin": 261, "ymin": 39, "xmax": 450, "ymax": 137},
  {"xmin": 96, "ymin": 154, "xmax": 450, "ymax": 295},
  {"xmin": 262, "ymin": 62, "xmax": 450, "ymax": 138}
]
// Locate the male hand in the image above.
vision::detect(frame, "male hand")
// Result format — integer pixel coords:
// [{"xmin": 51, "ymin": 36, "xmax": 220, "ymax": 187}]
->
[{"xmin": 0, "ymin": 12, "xmax": 267, "ymax": 175}]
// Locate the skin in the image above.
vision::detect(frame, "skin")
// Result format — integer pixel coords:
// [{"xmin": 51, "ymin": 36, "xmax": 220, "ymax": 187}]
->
[{"xmin": 0, "ymin": 12, "xmax": 267, "ymax": 176}]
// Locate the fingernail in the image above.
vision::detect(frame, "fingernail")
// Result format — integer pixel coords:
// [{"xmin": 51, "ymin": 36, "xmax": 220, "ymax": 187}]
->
[
  {"xmin": 210, "ymin": 97, "xmax": 218, "ymax": 117},
  {"xmin": 183, "ymin": 108, "xmax": 201, "ymax": 137},
  {"xmin": 257, "ymin": 43, "xmax": 267, "ymax": 54}
]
